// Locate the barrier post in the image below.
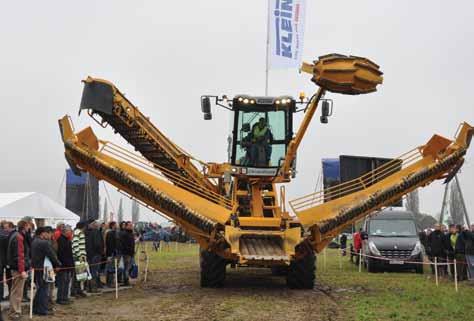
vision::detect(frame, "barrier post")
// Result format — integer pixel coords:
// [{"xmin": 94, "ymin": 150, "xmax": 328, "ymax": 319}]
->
[
  {"xmin": 323, "ymin": 248, "xmax": 327, "ymax": 272},
  {"xmin": 339, "ymin": 249, "xmax": 342, "ymax": 271},
  {"xmin": 29, "ymin": 269, "xmax": 35, "ymax": 319},
  {"xmin": 114, "ymin": 258, "xmax": 119, "ymax": 299},
  {"xmin": 137, "ymin": 248, "xmax": 141, "ymax": 275},
  {"xmin": 358, "ymin": 251, "xmax": 362, "ymax": 273},
  {"xmin": 434, "ymin": 257, "xmax": 439, "ymax": 286},
  {"xmin": 454, "ymin": 259, "xmax": 458, "ymax": 292},
  {"xmin": 144, "ymin": 255, "xmax": 149, "ymax": 283}
]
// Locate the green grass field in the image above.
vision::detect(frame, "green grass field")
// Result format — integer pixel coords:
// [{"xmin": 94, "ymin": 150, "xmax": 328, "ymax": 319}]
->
[
  {"xmin": 316, "ymin": 249, "xmax": 474, "ymax": 321},
  {"xmin": 44, "ymin": 243, "xmax": 473, "ymax": 321},
  {"xmin": 147, "ymin": 243, "xmax": 474, "ymax": 321}
]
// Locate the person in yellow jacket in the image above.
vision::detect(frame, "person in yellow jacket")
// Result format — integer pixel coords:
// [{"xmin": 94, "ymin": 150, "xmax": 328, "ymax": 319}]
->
[{"xmin": 250, "ymin": 117, "xmax": 273, "ymax": 166}]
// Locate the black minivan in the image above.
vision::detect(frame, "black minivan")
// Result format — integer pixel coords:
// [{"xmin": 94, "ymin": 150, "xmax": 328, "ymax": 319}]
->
[{"xmin": 362, "ymin": 209, "xmax": 423, "ymax": 273}]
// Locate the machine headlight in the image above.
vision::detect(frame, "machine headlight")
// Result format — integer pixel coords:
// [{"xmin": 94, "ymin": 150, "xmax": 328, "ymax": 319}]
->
[
  {"xmin": 368, "ymin": 241, "xmax": 381, "ymax": 256},
  {"xmin": 411, "ymin": 241, "xmax": 422, "ymax": 256},
  {"xmin": 238, "ymin": 97, "xmax": 243, "ymax": 102},
  {"xmin": 275, "ymin": 100, "xmax": 281, "ymax": 105},
  {"xmin": 243, "ymin": 98, "xmax": 249, "ymax": 104}
]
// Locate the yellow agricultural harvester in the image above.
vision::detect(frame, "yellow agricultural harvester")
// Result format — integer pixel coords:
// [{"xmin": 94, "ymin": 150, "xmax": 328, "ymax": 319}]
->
[{"xmin": 59, "ymin": 54, "xmax": 473, "ymax": 288}]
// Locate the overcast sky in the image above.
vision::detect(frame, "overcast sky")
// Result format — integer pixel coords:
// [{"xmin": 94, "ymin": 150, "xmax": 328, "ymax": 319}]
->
[{"xmin": 0, "ymin": 1, "xmax": 473, "ymax": 224}]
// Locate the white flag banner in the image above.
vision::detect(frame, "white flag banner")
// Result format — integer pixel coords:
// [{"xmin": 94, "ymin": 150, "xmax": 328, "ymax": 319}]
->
[{"xmin": 268, "ymin": 0, "xmax": 306, "ymax": 69}]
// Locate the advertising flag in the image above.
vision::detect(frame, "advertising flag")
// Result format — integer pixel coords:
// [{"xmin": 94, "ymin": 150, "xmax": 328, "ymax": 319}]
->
[{"xmin": 268, "ymin": 0, "xmax": 306, "ymax": 69}]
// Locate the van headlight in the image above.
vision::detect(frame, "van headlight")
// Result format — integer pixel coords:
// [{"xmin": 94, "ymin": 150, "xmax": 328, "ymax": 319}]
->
[
  {"xmin": 368, "ymin": 241, "xmax": 381, "ymax": 256},
  {"xmin": 411, "ymin": 241, "xmax": 422, "ymax": 256}
]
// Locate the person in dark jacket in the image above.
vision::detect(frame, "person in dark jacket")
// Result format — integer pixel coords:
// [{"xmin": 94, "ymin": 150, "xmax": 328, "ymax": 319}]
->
[
  {"xmin": 340, "ymin": 234, "xmax": 347, "ymax": 256},
  {"xmin": 466, "ymin": 224, "xmax": 474, "ymax": 256},
  {"xmin": 0, "ymin": 222, "xmax": 14, "ymax": 301},
  {"xmin": 85, "ymin": 220, "xmax": 104, "ymax": 292},
  {"xmin": 105, "ymin": 222, "xmax": 118, "ymax": 287},
  {"xmin": 427, "ymin": 224, "xmax": 448, "ymax": 276},
  {"xmin": 56, "ymin": 226, "xmax": 74, "ymax": 305},
  {"xmin": 31, "ymin": 227, "xmax": 61, "ymax": 316},
  {"xmin": 7, "ymin": 220, "xmax": 30, "ymax": 320},
  {"xmin": 118, "ymin": 222, "xmax": 135, "ymax": 286},
  {"xmin": 454, "ymin": 225, "xmax": 470, "ymax": 281}
]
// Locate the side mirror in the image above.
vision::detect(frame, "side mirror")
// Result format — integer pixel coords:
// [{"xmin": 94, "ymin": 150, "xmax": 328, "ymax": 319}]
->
[
  {"xmin": 320, "ymin": 100, "xmax": 332, "ymax": 124},
  {"xmin": 201, "ymin": 97, "xmax": 212, "ymax": 120},
  {"xmin": 242, "ymin": 123, "xmax": 251, "ymax": 132}
]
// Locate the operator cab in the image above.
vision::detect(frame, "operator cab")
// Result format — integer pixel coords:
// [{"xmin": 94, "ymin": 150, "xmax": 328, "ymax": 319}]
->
[{"xmin": 231, "ymin": 96, "xmax": 295, "ymax": 176}]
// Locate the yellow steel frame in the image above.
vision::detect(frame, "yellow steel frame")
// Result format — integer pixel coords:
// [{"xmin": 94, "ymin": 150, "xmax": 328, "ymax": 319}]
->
[{"xmin": 290, "ymin": 123, "xmax": 473, "ymax": 252}]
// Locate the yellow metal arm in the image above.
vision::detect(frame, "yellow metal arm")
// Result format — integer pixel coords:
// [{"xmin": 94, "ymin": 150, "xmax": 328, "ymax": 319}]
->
[
  {"xmin": 279, "ymin": 87, "xmax": 325, "ymax": 179},
  {"xmin": 58, "ymin": 116, "xmax": 232, "ymax": 248},
  {"xmin": 80, "ymin": 77, "xmax": 218, "ymax": 194},
  {"xmin": 289, "ymin": 122, "xmax": 473, "ymax": 252},
  {"xmin": 279, "ymin": 54, "xmax": 384, "ymax": 180}
]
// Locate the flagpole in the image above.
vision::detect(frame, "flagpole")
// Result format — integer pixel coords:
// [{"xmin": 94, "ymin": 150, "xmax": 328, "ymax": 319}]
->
[{"xmin": 265, "ymin": 0, "xmax": 271, "ymax": 96}]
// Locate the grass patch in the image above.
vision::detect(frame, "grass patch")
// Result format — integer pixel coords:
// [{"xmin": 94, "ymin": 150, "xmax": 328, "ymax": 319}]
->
[
  {"xmin": 317, "ymin": 249, "xmax": 474, "ymax": 321},
  {"xmin": 105, "ymin": 242, "xmax": 473, "ymax": 321}
]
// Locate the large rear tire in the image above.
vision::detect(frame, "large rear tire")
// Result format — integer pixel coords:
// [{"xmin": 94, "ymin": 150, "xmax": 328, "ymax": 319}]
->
[
  {"xmin": 200, "ymin": 249, "xmax": 226, "ymax": 288},
  {"xmin": 286, "ymin": 252, "xmax": 316, "ymax": 289},
  {"xmin": 271, "ymin": 265, "xmax": 289, "ymax": 276}
]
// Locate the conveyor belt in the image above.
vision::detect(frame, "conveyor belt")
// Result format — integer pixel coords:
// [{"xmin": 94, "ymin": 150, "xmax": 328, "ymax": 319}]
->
[
  {"xmin": 79, "ymin": 77, "xmax": 217, "ymax": 195},
  {"xmin": 59, "ymin": 116, "xmax": 231, "ymax": 240},
  {"xmin": 290, "ymin": 123, "xmax": 473, "ymax": 252}
]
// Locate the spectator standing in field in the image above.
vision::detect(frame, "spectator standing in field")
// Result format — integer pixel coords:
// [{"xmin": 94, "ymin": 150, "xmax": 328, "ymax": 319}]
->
[
  {"xmin": 353, "ymin": 229, "xmax": 362, "ymax": 265},
  {"xmin": 52, "ymin": 222, "xmax": 65, "ymax": 245},
  {"xmin": 340, "ymin": 234, "xmax": 347, "ymax": 256},
  {"xmin": 56, "ymin": 225, "xmax": 74, "ymax": 305},
  {"xmin": 105, "ymin": 221, "xmax": 118, "ymax": 287},
  {"xmin": 427, "ymin": 224, "xmax": 448, "ymax": 276},
  {"xmin": 85, "ymin": 220, "xmax": 104, "ymax": 292},
  {"xmin": 31, "ymin": 227, "xmax": 61, "ymax": 316},
  {"xmin": 0, "ymin": 221, "xmax": 14, "ymax": 301},
  {"xmin": 118, "ymin": 222, "xmax": 135, "ymax": 286},
  {"xmin": 71, "ymin": 221, "xmax": 87, "ymax": 298},
  {"xmin": 454, "ymin": 224, "xmax": 470, "ymax": 281},
  {"xmin": 7, "ymin": 220, "xmax": 31, "ymax": 320},
  {"xmin": 446, "ymin": 224, "xmax": 457, "ymax": 278}
]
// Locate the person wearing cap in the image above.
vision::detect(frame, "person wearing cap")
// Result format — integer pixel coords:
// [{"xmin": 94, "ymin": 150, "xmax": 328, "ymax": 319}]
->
[
  {"xmin": 85, "ymin": 220, "xmax": 104, "ymax": 292},
  {"xmin": 31, "ymin": 227, "xmax": 61, "ymax": 316}
]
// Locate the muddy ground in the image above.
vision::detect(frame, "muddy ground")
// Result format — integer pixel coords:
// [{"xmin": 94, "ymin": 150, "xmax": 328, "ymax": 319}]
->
[{"xmin": 34, "ymin": 249, "xmax": 352, "ymax": 321}]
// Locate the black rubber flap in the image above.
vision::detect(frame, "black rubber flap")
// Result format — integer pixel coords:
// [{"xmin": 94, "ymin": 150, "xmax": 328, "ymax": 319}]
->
[{"xmin": 80, "ymin": 81, "xmax": 114, "ymax": 115}]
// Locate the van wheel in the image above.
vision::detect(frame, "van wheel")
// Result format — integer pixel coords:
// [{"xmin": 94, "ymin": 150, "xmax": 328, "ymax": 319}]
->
[
  {"xmin": 367, "ymin": 258, "xmax": 378, "ymax": 273},
  {"xmin": 200, "ymin": 249, "xmax": 226, "ymax": 287},
  {"xmin": 287, "ymin": 252, "xmax": 316, "ymax": 289},
  {"xmin": 415, "ymin": 265, "xmax": 424, "ymax": 274}
]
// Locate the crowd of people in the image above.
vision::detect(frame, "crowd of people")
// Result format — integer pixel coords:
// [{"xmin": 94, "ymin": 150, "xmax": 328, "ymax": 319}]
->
[
  {"xmin": 0, "ymin": 218, "xmax": 138, "ymax": 320},
  {"xmin": 420, "ymin": 223, "xmax": 474, "ymax": 281}
]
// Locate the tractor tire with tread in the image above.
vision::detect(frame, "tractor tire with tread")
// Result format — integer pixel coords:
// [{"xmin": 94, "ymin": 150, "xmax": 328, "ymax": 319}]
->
[
  {"xmin": 200, "ymin": 248, "xmax": 226, "ymax": 288},
  {"xmin": 286, "ymin": 252, "xmax": 316, "ymax": 289}
]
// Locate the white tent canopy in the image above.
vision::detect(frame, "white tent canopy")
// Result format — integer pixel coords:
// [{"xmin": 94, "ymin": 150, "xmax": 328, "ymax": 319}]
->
[{"xmin": 0, "ymin": 192, "xmax": 79, "ymax": 225}]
